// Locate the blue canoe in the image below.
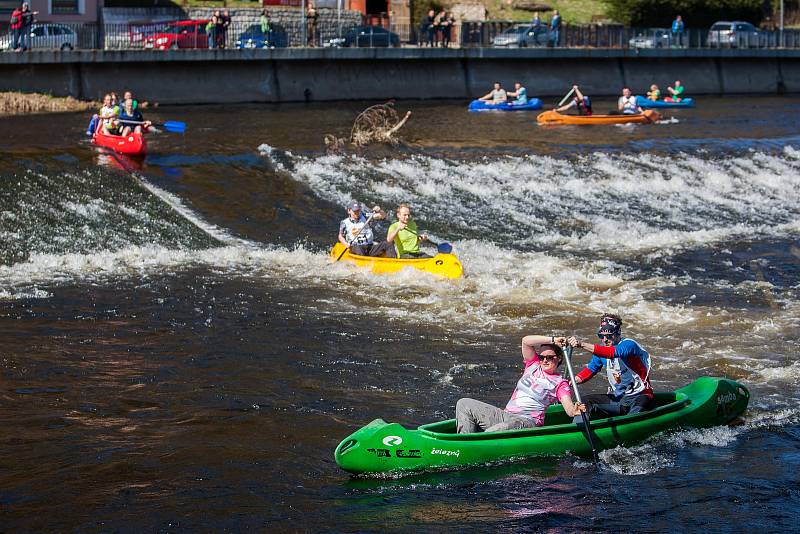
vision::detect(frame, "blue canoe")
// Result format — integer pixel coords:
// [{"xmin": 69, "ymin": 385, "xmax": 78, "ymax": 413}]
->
[
  {"xmin": 636, "ymin": 96, "xmax": 695, "ymax": 109},
  {"xmin": 468, "ymin": 99, "xmax": 543, "ymax": 112}
]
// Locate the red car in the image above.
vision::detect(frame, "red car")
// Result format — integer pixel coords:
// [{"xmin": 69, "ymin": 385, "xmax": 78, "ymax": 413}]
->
[{"xmin": 143, "ymin": 20, "xmax": 209, "ymax": 50}]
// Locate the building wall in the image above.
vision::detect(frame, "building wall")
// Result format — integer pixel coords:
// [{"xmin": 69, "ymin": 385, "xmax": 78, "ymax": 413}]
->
[{"xmin": 29, "ymin": 0, "xmax": 100, "ymax": 23}]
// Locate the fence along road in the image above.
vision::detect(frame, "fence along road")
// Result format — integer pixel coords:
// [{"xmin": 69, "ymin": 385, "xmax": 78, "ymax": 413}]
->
[{"xmin": 5, "ymin": 21, "xmax": 800, "ymax": 50}]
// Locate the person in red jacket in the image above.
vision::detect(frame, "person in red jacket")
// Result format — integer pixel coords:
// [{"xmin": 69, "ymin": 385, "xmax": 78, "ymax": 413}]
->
[{"xmin": 9, "ymin": 5, "xmax": 23, "ymax": 52}]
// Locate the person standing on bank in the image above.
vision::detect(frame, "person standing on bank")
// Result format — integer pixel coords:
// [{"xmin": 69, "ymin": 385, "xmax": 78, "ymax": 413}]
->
[
  {"xmin": 385, "ymin": 203, "xmax": 429, "ymax": 258},
  {"xmin": 456, "ymin": 335, "xmax": 586, "ymax": 433},
  {"xmin": 421, "ymin": 9, "xmax": 435, "ymax": 47},
  {"xmin": 549, "ymin": 9, "xmax": 562, "ymax": 47},
  {"xmin": 306, "ymin": 2, "xmax": 319, "ymax": 47},
  {"xmin": 338, "ymin": 200, "xmax": 387, "ymax": 257},
  {"xmin": 18, "ymin": 2, "xmax": 39, "ymax": 52},
  {"xmin": 567, "ymin": 313, "xmax": 653, "ymax": 422},
  {"xmin": 671, "ymin": 15, "xmax": 685, "ymax": 48}
]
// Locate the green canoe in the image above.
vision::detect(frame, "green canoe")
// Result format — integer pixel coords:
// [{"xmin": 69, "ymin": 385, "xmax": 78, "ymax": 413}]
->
[{"xmin": 334, "ymin": 377, "xmax": 750, "ymax": 475}]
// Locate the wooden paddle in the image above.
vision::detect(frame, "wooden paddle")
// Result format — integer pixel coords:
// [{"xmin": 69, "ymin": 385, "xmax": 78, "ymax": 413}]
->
[
  {"xmin": 336, "ymin": 212, "xmax": 375, "ymax": 261},
  {"xmin": 556, "ymin": 86, "xmax": 576, "ymax": 108},
  {"xmin": 563, "ymin": 344, "xmax": 600, "ymax": 466}
]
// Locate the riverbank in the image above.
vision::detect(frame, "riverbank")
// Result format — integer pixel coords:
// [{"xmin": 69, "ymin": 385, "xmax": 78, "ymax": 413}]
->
[
  {"xmin": 0, "ymin": 91, "xmax": 95, "ymax": 115},
  {"xmin": 2, "ymin": 48, "xmax": 799, "ymax": 104}
]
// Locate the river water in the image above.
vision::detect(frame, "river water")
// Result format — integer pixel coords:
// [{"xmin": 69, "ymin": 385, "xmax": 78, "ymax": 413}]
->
[{"xmin": 1, "ymin": 97, "xmax": 800, "ymax": 531}]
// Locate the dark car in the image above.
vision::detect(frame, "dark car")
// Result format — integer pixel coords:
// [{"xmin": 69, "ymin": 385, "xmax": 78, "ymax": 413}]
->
[
  {"xmin": 327, "ymin": 26, "xmax": 400, "ymax": 48},
  {"xmin": 235, "ymin": 24, "xmax": 288, "ymax": 49}
]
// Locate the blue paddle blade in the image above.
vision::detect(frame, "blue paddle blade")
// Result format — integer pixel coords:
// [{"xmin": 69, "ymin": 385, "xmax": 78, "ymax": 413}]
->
[
  {"xmin": 161, "ymin": 121, "xmax": 186, "ymax": 133},
  {"xmin": 437, "ymin": 242, "xmax": 453, "ymax": 254}
]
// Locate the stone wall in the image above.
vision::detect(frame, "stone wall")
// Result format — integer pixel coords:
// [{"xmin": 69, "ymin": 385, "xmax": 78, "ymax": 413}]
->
[{"xmin": 0, "ymin": 48, "xmax": 797, "ymax": 104}]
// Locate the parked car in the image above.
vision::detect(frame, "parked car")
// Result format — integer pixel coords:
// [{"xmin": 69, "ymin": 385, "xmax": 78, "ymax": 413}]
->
[
  {"xmin": 235, "ymin": 24, "xmax": 288, "ymax": 49},
  {"xmin": 0, "ymin": 23, "xmax": 78, "ymax": 50},
  {"xmin": 326, "ymin": 26, "xmax": 400, "ymax": 48},
  {"xmin": 143, "ymin": 20, "xmax": 209, "ymax": 50},
  {"xmin": 707, "ymin": 21, "xmax": 764, "ymax": 48},
  {"xmin": 492, "ymin": 24, "xmax": 550, "ymax": 47},
  {"xmin": 629, "ymin": 28, "xmax": 671, "ymax": 48}
]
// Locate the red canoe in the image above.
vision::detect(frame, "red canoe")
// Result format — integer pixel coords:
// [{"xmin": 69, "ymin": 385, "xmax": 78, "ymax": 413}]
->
[{"xmin": 92, "ymin": 124, "xmax": 147, "ymax": 157}]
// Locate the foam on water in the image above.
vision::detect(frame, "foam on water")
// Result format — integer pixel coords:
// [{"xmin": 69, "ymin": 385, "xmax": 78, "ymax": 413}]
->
[{"xmin": 260, "ymin": 147, "xmax": 800, "ymax": 259}]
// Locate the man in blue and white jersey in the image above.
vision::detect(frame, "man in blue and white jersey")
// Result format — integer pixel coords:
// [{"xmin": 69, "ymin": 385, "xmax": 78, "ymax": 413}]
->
[
  {"xmin": 567, "ymin": 313, "xmax": 653, "ymax": 422},
  {"xmin": 338, "ymin": 200, "xmax": 387, "ymax": 257}
]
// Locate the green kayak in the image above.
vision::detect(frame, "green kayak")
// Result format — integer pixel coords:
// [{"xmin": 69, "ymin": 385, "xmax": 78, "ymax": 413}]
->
[{"xmin": 335, "ymin": 377, "xmax": 749, "ymax": 475}]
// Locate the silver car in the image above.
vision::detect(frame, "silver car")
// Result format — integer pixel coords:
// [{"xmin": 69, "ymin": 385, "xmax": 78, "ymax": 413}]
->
[
  {"xmin": 629, "ymin": 28, "xmax": 671, "ymax": 48},
  {"xmin": 2, "ymin": 23, "xmax": 79, "ymax": 50},
  {"xmin": 707, "ymin": 21, "xmax": 765, "ymax": 48},
  {"xmin": 492, "ymin": 24, "xmax": 551, "ymax": 47}
]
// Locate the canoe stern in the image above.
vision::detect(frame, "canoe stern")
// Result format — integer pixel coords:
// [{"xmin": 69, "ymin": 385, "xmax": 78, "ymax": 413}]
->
[{"xmin": 678, "ymin": 377, "xmax": 750, "ymax": 427}]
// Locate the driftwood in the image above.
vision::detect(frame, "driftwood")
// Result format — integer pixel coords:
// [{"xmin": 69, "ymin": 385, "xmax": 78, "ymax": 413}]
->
[{"xmin": 325, "ymin": 102, "xmax": 412, "ymax": 153}]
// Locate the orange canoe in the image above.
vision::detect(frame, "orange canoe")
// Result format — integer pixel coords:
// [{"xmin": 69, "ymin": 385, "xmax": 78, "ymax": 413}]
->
[{"xmin": 537, "ymin": 109, "xmax": 661, "ymax": 125}]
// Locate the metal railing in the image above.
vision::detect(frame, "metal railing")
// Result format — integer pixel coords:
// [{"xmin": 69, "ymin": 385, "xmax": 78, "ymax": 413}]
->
[{"xmin": 3, "ymin": 21, "xmax": 800, "ymax": 51}]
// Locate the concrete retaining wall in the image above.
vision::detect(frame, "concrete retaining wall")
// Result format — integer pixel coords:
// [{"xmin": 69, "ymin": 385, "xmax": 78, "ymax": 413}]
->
[{"xmin": 1, "ymin": 48, "xmax": 798, "ymax": 104}]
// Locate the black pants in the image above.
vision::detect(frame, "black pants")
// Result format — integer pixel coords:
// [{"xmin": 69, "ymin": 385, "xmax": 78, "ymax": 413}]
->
[
  {"xmin": 573, "ymin": 393, "xmax": 652, "ymax": 424},
  {"xmin": 349, "ymin": 242, "xmax": 387, "ymax": 257}
]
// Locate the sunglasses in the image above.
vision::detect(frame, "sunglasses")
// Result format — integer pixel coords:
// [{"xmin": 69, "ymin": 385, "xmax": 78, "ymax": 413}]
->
[
  {"xmin": 597, "ymin": 333, "xmax": 616, "ymax": 340},
  {"xmin": 540, "ymin": 354, "xmax": 559, "ymax": 361}
]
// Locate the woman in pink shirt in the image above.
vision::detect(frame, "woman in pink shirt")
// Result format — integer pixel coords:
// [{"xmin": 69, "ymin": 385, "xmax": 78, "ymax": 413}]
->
[{"xmin": 456, "ymin": 335, "xmax": 586, "ymax": 433}]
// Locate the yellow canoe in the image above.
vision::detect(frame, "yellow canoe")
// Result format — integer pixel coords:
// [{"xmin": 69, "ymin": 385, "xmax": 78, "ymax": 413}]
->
[
  {"xmin": 330, "ymin": 243, "xmax": 464, "ymax": 279},
  {"xmin": 537, "ymin": 109, "xmax": 661, "ymax": 125}
]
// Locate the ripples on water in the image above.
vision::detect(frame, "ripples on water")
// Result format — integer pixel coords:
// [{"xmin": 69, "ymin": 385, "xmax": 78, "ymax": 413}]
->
[{"xmin": 1, "ymin": 99, "xmax": 799, "ymax": 531}]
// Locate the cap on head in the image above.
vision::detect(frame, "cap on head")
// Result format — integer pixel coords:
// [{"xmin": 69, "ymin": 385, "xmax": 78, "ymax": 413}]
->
[
  {"xmin": 347, "ymin": 200, "xmax": 361, "ymax": 211},
  {"xmin": 597, "ymin": 314, "xmax": 622, "ymax": 336}
]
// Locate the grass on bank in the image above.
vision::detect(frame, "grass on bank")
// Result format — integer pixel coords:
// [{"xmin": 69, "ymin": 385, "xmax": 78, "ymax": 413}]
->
[
  {"xmin": 484, "ymin": 0, "xmax": 608, "ymax": 24},
  {"xmin": 0, "ymin": 92, "xmax": 96, "ymax": 115}
]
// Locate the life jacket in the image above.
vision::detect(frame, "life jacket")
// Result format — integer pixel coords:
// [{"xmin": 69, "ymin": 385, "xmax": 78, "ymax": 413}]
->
[
  {"xmin": 604, "ymin": 338, "xmax": 652, "ymax": 398},
  {"xmin": 340, "ymin": 214, "xmax": 374, "ymax": 246},
  {"xmin": 10, "ymin": 9, "xmax": 23, "ymax": 29},
  {"xmin": 576, "ymin": 95, "xmax": 592, "ymax": 115}
]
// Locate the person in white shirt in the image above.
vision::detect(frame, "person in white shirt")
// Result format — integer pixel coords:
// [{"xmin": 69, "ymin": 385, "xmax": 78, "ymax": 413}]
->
[{"xmin": 617, "ymin": 87, "xmax": 642, "ymax": 115}]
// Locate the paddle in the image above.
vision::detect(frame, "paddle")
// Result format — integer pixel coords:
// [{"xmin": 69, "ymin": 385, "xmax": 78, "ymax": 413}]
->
[
  {"xmin": 336, "ymin": 212, "xmax": 375, "ymax": 261},
  {"xmin": 563, "ymin": 344, "xmax": 600, "ymax": 466},
  {"xmin": 119, "ymin": 119, "xmax": 186, "ymax": 133},
  {"xmin": 399, "ymin": 226, "xmax": 452, "ymax": 254},
  {"xmin": 556, "ymin": 86, "xmax": 576, "ymax": 108}
]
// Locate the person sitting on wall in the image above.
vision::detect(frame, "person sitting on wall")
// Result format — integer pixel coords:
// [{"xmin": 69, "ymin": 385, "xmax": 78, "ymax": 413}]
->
[{"xmin": 479, "ymin": 82, "xmax": 508, "ymax": 106}]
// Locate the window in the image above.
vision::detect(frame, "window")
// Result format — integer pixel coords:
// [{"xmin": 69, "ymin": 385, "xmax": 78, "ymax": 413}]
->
[{"xmin": 51, "ymin": 0, "xmax": 81, "ymax": 14}]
